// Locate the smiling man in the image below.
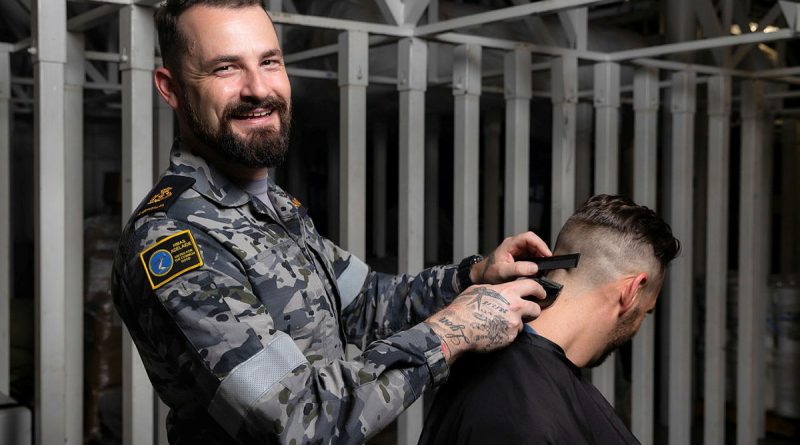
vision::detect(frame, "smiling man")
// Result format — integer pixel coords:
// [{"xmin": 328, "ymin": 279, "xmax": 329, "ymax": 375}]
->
[
  {"xmin": 418, "ymin": 195, "xmax": 680, "ymax": 445},
  {"xmin": 112, "ymin": 1, "xmax": 552, "ymax": 444}
]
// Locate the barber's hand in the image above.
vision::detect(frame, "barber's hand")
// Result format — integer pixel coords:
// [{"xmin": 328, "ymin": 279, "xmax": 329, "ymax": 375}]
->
[
  {"xmin": 426, "ymin": 279, "xmax": 546, "ymax": 365},
  {"xmin": 470, "ymin": 231, "xmax": 552, "ymax": 285}
]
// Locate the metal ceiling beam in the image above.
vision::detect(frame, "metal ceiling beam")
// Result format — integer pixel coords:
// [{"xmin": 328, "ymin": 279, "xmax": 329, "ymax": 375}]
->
[
  {"xmin": 434, "ymin": 32, "xmax": 608, "ymax": 61},
  {"xmin": 608, "ymin": 28, "xmax": 796, "ymax": 61},
  {"xmin": 67, "ymin": 4, "xmax": 122, "ymax": 32},
  {"xmin": 270, "ymin": 11, "xmax": 413, "ymax": 36},
  {"xmin": 414, "ymin": 0, "xmax": 615, "ymax": 37},
  {"xmin": 693, "ymin": 0, "xmax": 727, "ymax": 65},
  {"xmin": 731, "ymin": 4, "xmax": 783, "ymax": 67},
  {"xmin": 285, "ymin": 36, "xmax": 392, "ymax": 64},
  {"xmin": 376, "ymin": 0, "xmax": 404, "ymax": 25}
]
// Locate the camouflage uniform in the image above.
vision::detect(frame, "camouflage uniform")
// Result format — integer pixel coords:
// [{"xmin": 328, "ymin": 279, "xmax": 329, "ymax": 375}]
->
[{"xmin": 112, "ymin": 142, "xmax": 464, "ymax": 445}]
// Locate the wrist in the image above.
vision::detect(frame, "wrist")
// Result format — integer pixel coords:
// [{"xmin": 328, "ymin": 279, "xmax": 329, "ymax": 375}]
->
[{"xmin": 457, "ymin": 254, "xmax": 483, "ymax": 290}]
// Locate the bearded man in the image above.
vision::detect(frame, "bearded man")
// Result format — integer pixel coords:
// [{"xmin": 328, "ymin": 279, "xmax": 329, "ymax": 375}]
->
[{"xmin": 112, "ymin": 1, "xmax": 553, "ymax": 444}]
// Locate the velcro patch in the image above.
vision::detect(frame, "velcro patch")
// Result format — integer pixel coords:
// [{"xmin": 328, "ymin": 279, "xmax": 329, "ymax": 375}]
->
[{"xmin": 139, "ymin": 230, "xmax": 204, "ymax": 290}]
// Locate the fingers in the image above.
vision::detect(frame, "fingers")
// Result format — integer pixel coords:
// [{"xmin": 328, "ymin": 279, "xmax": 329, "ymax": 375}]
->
[
  {"xmin": 506, "ymin": 231, "xmax": 552, "ymax": 257},
  {"xmin": 489, "ymin": 262, "xmax": 538, "ymax": 280},
  {"xmin": 506, "ymin": 278, "xmax": 546, "ymax": 300}
]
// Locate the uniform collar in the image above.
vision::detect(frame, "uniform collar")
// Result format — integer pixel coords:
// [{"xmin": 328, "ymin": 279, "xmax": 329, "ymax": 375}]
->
[{"xmin": 167, "ymin": 139, "xmax": 306, "ymax": 221}]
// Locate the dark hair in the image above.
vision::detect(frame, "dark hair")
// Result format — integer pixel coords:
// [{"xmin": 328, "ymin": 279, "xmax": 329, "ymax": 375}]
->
[
  {"xmin": 560, "ymin": 194, "xmax": 680, "ymax": 271},
  {"xmin": 155, "ymin": 0, "xmax": 266, "ymax": 75}
]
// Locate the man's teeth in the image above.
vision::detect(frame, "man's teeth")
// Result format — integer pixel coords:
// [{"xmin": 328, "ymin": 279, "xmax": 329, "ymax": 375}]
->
[{"xmin": 240, "ymin": 110, "xmax": 273, "ymax": 118}]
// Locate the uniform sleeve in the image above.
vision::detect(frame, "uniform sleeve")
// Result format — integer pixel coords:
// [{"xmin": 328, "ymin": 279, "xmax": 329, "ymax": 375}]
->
[
  {"xmin": 117, "ymin": 218, "xmax": 447, "ymax": 444},
  {"xmin": 318, "ymin": 238, "xmax": 465, "ymax": 348}
]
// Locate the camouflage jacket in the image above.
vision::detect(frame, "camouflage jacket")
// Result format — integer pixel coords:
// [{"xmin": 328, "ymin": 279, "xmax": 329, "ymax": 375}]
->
[{"xmin": 112, "ymin": 143, "xmax": 464, "ymax": 445}]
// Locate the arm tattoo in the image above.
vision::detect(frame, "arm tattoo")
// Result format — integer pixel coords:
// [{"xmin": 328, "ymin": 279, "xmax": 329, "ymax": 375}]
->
[
  {"xmin": 436, "ymin": 316, "xmax": 470, "ymax": 345},
  {"xmin": 462, "ymin": 286, "xmax": 510, "ymax": 310}
]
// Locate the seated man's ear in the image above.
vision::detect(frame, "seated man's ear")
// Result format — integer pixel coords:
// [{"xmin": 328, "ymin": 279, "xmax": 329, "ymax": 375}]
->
[
  {"xmin": 619, "ymin": 272, "xmax": 648, "ymax": 316},
  {"xmin": 154, "ymin": 67, "xmax": 181, "ymax": 110}
]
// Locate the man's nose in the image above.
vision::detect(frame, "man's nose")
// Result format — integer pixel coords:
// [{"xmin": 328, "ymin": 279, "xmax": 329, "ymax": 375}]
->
[{"xmin": 241, "ymin": 69, "xmax": 270, "ymax": 100}]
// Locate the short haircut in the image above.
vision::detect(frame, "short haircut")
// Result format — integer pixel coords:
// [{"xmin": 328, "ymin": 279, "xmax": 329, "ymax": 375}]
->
[
  {"xmin": 553, "ymin": 194, "xmax": 680, "ymax": 290},
  {"xmin": 154, "ymin": 0, "xmax": 266, "ymax": 76}
]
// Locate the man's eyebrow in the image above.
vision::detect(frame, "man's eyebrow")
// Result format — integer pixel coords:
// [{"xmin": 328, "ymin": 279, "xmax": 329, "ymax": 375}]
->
[
  {"xmin": 262, "ymin": 49, "xmax": 283, "ymax": 59},
  {"xmin": 207, "ymin": 55, "xmax": 240, "ymax": 66}
]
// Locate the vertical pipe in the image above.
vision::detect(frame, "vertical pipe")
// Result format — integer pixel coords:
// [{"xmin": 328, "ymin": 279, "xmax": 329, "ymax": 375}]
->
[
  {"xmin": 338, "ymin": 31, "xmax": 368, "ymax": 259},
  {"xmin": 591, "ymin": 61, "xmax": 621, "ymax": 405},
  {"xmin": 593, "ymin": 62, "xmax": 620, "ymax": 194},
  {"xmin": 704, "ymin": 75, "xmax": 732, "ymax": 445},
  {"xmin": 397, "ymin": 36, "xmax": 427, "ymax": 445},
  {"xmin": 504, "ymin": 49, "xmax": 531, "ymax": 236},
  {"xmin": 33, "ymin": 0, "xmax": 68, "ymax": 443},
  {"xmin": 667, "ymin": 70, "xmax": 696, "ymax": 445},
  {"xmin": 481, "ymin": 117, "xmax": 501, "ymax": 252},
  {"xmin": 371, "ymin": 121, "xmax": 388, "ymax": 259},
  {"xmin": 120, "ymin": 6, "xmax": 155, "ymax": 445},
  {"xmin": 153, "ymin": 76, "xmax": 174, "ymax": 445},
  {"xmin": 574, "ymin": 103, "xmax": 593, "ymax": 206},
  {"xmin": 154, "ymin": 86, "xmax": 173, "ymax": 175},
  {"xmin": 65, "ymin": 31, "xmax": 85, "ymax": 445},
  {"xmin": 781, "ymin": 118, "xmax": 798, "ymax": 274},
  {"xmin": 424, "ymin": 115, "xmax": 440, "ymax": 264},
  {"xmin": 452, "ymin": 44, "xmax": 481, "ymax": 260},
  {"xmin": 550, "ymin": 56, "xmax": 578, "ymax": 244},
  {"xmin": 737, "ymin": 80, "xmax": 768, "ymax": 445},
  {"xmin": 0, "ymin": 46, "xmax": 10, "ymax": 396},
  {"xmin": 631, "ymin": 66, "xmax": 659, "ymax": 445}
]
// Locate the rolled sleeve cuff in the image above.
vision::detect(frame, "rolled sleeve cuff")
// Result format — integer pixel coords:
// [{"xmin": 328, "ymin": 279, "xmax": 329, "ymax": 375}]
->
[{"xmin": 412, "ymin": 323, "xmax": 450, "ymax": 387}]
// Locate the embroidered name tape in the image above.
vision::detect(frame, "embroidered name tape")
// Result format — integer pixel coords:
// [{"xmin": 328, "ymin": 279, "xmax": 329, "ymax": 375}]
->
[{"xmin": 139, "ymin": 230, "xmax": 204, "ymax": 290}]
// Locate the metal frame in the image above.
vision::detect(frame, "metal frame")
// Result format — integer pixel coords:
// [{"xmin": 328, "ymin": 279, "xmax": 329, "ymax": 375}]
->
[
  {"xmin": 591, "ymin": 61, "xmax": 621, "ymax": 405},
  {"xmin": 452, "ymin": 43, "xmax": 481, "ymax": 260},
  {"xmin": 0, "ymin": 45, "xmax": 10, "ymax": 396},
  {"xmin": 33, "ymin": 1, "xmax": 69, "ymax": 444},
  {"xmin": 631, "ymin": 66, "xmax": 659, "ymax": 445},
  {"xmin": 119, "ymin": 5, "xmax": 156, "ymax": 445},
  {"xmin": 504, "ymin": 49, "xmax": 532, "ymax": 236},
  {"xmin": 338, "ymin": 31, "xmax": 369, "ymax": 258},
  {"xmin": 667, "ymin": 70, "xmax": 696, "ymax": 445},
  {"xmin": 737, "ymin": 80, "xmax": 769, "ymax": 445},
  {"xmin": 549, "ymin": 56, "xmax": 578, "ymax": 243},
  {"xmin": 704, "ymin": 74, "xmax": 732, "ymax": 445}
]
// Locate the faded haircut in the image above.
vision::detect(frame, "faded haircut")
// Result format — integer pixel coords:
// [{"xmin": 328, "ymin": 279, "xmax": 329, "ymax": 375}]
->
[
  {"xmin": 552, "ymin": 194, "xmax": 680, "ymax": 290},
  {"xmin": 155, "ymin": 0, "xmax": 267, "ymax": 77}
]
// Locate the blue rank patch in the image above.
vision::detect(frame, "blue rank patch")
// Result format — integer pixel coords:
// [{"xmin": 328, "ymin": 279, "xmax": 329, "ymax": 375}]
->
[{"xmin": 140, "ymin": 230, "xmax": 204, "ymax": 290}]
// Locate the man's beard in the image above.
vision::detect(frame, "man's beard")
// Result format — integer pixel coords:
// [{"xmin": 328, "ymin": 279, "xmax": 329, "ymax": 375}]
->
[
  {"xmin": 181, "ymin": 91, "xmax": 291, "ymax": 169},
  {"xmin": 586, "ymin": 306, "xmax": 642, "ymax": 368}
]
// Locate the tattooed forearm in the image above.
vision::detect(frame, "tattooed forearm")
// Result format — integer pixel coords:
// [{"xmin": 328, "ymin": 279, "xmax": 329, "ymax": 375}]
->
[{"xmin": 436, "ymin": 316, "xmax": 470, "ymax": 345}]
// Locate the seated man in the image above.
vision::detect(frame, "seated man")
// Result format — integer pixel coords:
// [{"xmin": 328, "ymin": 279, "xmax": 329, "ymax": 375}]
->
[{"xmin": 418, "ymin": 194, "xmax": 680, "ymax": 444}]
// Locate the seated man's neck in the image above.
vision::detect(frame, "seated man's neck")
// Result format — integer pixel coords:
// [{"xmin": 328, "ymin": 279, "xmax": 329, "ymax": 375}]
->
[{"xmin": 528, "ymin": 272, "xmax": 614, "ymax": 368}]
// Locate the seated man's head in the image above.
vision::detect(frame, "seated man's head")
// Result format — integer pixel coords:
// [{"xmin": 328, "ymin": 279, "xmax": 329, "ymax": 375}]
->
[{"xmin": 537, "ymin": 194, "xmax": 680, "ymax": 368}]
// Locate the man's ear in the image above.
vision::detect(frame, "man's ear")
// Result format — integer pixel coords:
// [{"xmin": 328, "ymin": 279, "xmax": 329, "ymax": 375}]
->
[
  {"xmin": 619, "ymin": 272, "xmax": 648, "ymax": 316},
  {"xmin": 154, "ymin": 66, "xmax": 180, "ymax": 110}
]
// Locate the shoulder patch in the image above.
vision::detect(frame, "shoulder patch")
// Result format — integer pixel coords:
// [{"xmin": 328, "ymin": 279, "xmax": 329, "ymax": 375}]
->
[
  {"xmin": 139, "ymin": 230, "xmax": 204, "ymax": 290},
  {"xmin": 135, "ymin": 175, "xmax": 196, "ymax": 219}
]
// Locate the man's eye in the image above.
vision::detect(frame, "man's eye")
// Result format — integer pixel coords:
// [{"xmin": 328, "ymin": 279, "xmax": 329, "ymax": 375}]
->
[{"xmin": 214, "ymin": 65, "xmax": 232, "ymax": 73}]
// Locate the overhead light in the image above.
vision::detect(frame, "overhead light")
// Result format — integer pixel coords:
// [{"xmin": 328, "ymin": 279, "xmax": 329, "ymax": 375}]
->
[
  {"xmin": 731, "ymin": 24, "xmax": 742, "ymax": 35},
  {"xmin": 764, "ymin": 25, "xmax": 780, "ymax": 33}
]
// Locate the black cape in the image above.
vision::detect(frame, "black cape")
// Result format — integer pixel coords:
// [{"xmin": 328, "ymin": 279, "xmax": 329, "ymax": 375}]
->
[{"xmin": 418, "ymin": 331, "xmax": 640, "ymax": 444}]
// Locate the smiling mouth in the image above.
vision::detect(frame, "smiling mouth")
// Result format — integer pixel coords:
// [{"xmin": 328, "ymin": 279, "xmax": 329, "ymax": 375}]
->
[{"xmin": 233, "ymin": 109, "xmax": 274, "ymax": 120}]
